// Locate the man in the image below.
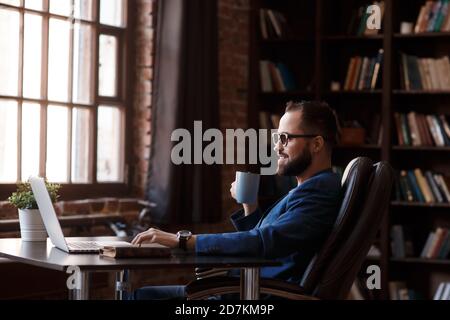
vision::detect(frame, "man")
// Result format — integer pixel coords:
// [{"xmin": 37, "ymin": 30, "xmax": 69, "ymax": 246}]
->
[{"xmin": 130, "ymin": 100, "xmax": 343, "ymax": 300}]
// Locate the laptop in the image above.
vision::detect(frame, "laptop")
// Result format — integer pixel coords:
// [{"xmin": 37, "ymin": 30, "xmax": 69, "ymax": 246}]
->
[{"xmin": 29, "ymin": 176, "xmax": 133, "ymax": 253}]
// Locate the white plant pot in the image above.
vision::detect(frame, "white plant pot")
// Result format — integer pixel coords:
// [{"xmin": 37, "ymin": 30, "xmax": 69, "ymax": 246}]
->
[{"xmin": 18, "ymin": 209, "xmax": 48, "ymax": 242}]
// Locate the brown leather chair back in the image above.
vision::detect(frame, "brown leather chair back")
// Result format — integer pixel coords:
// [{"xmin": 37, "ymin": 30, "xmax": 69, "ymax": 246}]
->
[
  {"xmin": 300, "ymin": 157, "xmax": 375, "ymax": 292},
  {"xmin": 313, "ymin": 161, "xmax": 394, "ymax": 299}
]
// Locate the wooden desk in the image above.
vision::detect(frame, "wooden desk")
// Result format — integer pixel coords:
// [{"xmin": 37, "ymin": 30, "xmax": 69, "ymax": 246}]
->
[{"xmin": 0, "ymin": 237, "xmax": 280, "ymax": 300}]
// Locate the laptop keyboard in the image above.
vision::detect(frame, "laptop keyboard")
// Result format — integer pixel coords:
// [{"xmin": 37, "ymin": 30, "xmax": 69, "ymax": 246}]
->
[{"xmin": 68, "ymin": 241, "xmax": 102, "ymax": 251}]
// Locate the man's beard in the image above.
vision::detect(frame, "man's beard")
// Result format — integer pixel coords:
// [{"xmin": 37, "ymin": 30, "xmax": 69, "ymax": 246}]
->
[{"xmin": 278, "ymin": 144, "xmax": 312, "ymax": 176}]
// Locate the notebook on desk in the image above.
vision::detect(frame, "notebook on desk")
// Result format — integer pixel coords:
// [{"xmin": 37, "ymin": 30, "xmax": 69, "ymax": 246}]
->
[{"xmin": 99, "ymin": 243, "xmax": 172, "ymax": 258}]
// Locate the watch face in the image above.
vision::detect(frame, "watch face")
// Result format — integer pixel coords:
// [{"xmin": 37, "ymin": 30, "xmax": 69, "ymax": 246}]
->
[{"xmin": 178, "ymin": 230, "xmax": 192, "ymax": 238}]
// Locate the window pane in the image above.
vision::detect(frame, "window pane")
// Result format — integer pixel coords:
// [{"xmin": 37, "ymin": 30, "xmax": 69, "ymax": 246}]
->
[
  {"xmin": 0, "ymin": 0, "xmax": 20, "ymax": 6},
  {"xmin": 100, "ymin": 0, "xmax": 126, "ymax": 27},
  {"xmin": 73, "ymin": 23, "xmax": 93, "ymax": 104},
  {"xmin": 23, "ymin": 13, "xmax": 42, "ymax": 99},
  {"xmin": 48, "ymin": 18, "xmax": 70, "ymax": 102},
  {"xmin": 25, "ymin": 0, "xmax": 43, "ymax": 11},
  {"xmin": 46, "ymin": 105, "xmax": 69, "ymax": 182},
  {"xmin": 21, "ymin": 102, "xmax": 40, "ymax": 181},
  {"xmin": 74, "ymin": 0, "xmax": 94, "ymax": 21},
  {"xmin": 0, "ymin": 9, "xmax": 20, "ymax": 96},
  {"xmin": 97, "ymin": 106, "xmax": 123, "ymax": 182},
  {"xmin": 98, "ymin": 35, "xmax": 118, "ymax": 97},
  {"xmin": 49, "ymin": 0, "xmax": 72, "ymax": 16},
  {"xmin": 72, "ymin": 108, "xmax": 90, "ymax": 183},
  {"xmin": 0, "ymin": 100, "xmax": 18, "ymax": 183}
]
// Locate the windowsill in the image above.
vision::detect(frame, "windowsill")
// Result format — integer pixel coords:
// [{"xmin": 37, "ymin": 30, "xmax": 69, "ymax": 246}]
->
[{"xmin": 0, "ymin": 182, "xmax": 131, "ymax": 201}]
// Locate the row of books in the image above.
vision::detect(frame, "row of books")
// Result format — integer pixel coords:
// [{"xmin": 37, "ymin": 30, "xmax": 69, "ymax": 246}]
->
[
  {"xmin": 395, "ymin": 169, "xmax": 450, "ymax": 203},
  {"xmin": 421, "ymin": 227, "xmax": 450, "ymax": 258},
  {"xmin": 389, "ymin": 281, "xmax": 424, "ymax": 300},
  {"xmin": 259, "ymin": 60, "xmax": 297, "ymax": 92},
  {"xmin": 414, "ymin": 0, "xmax": 450, "ymax": 33},
  {"xmin": 434, "ymin": 282, "xmax": 450, "ymax": 300},
  {"xmin": 343, "ymin": 49, "xmax": 384, "ymax": 91},
  {"xmin": 259, "ymin": 9, "xmax": 290, "ymax": 39},
  {"xmin": 390, "ymin": 225, "xmax": 450, "ymax": 259},
  {"xmin": 346, "ymin": 1, "xmax": 385, "ymax": 36},
  {"xmin": 393, "ymin": 112, "xmax": 450, "ymax": 147},
  {"xmin": 399, "ymin": 53, "xmax": 450, "ymax": 91}
]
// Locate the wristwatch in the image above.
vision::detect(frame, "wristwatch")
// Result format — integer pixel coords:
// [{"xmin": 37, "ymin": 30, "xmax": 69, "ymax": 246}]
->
[{"xmin": 176, "ymin": 230, "xmax": 192, "ymax": 251}]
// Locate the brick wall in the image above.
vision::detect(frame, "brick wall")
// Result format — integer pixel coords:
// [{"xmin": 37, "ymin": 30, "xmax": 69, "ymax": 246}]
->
[
  {"xmin": 131, "ymin": 0, "xmax": 251, "ymax": 231},
  {"xmin": 132, "ymin": 0, "xmax": 155, "ymax": 198},
  {"xmin": 217, "ymin": 0, "xmax": 251, "ymax": 224}
]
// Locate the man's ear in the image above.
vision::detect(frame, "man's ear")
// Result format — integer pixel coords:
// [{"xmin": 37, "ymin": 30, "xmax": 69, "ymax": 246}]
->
[{"xmin": 312, "ymin": 136, "xmax": 325, "ymax": 153}]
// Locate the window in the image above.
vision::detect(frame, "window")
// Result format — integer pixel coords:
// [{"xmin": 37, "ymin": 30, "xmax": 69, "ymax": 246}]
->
[{"xmin": 0, "ymin": 0, "xmax": 129, "ymax": 187}]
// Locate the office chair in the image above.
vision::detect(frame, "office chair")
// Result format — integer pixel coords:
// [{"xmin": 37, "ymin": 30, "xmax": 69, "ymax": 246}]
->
[{"xmin": 185, "ymin": 157, "xmax": 394, "ymax": 300}]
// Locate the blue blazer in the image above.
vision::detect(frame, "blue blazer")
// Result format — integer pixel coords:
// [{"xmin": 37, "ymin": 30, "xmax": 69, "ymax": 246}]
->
[{"xmin": 195, "ymin": 169, "xmax": 343, "ymax": 284}]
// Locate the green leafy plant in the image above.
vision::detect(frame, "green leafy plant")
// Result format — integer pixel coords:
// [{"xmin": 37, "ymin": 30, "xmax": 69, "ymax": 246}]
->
[{"xmin": 8, "ymin": 180, "xmax": 61, "ymax": 210}]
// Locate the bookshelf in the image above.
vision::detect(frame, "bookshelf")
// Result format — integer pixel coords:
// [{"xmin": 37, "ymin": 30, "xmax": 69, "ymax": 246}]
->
[{"xmin": 249, "ymin": 0, "xmax": 450, "ymax": 299}]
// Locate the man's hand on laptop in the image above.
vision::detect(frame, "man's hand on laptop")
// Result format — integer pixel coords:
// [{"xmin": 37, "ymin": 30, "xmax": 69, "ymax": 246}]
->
[{"xmin": 131, "ymin": 228, "xmax": 196, "ymax": 250}]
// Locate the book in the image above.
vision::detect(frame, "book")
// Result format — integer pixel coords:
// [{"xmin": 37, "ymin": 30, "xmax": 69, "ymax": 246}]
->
[
  {"xmin": 259, "ymin": 9, "xmax": 268, "ymax": 39},
  {"xmin": 434, "ymin": 282, "xmax": 447, "ymax": 300},
  {"xmin": 428, "ymin": 227, "xmax": 447, "ymax": 258},
  {"xmin": 420, "ymin": 231, "xmax": 435, "ymax": 257},
  {"xmin": 408, "ymin": 112, "xmax": 421, "ymax": 146},
  {"xmin": 259, "ymin": 60, "xmax": 272, "ymax": 92},
  {"xmin": 442, "ymin": 283, "xmax": 450, "ymax": 300},
  {"xmin": 434, "ymin": 173, "xmax": 450, "ymax": 202},
  {"xmin": 437, "ymin": 232, "xmax": 450, "ymax": 258},
  {"xmin": 99, "ymin": 243, "xmax": 172, "ymax": 259},
  {"xmin": 407, "ymin": 170, "xmax": 425, "ymax": 202},
  {"xmin": 391, "ymin": 225, "xmax": 406, "ymax": 258},
  {"xmin": 414, "ymin": 168, "xmax": 435, "ymax": 203},
  {"xmin": 425, "ymin": 171, "xmax": 444, "ymax": 202}
]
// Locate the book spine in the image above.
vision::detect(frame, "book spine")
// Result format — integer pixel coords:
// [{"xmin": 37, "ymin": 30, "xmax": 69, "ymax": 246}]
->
[
  {"xmin": 435, "ymin": 174, "xmax": 450, "ymax": 202},
  {"xmin": 408, "ymin": 112, "xmax": 422, "ymax": 146},
  {"xmin": 400, "ymin": 170, "xmax": 414, "ymax": 201},
  {"xmin": 371, "ymin": 49, "xmax": 384, "ymax": 89},
  {"xmin": 427, "ymin": 227, "xmax": 445, "ymax": 258},
  {"xmin": 401, "ymin": 113, "xmax": 412, "ymax": 146},
  {"xmin": 414, "ymin": 168, "xmax": 435, "ymax": 203},
  {"xmin": 426, "ymin": 115, "xmax": 444, "ymax": 146},
  {"xmin": 420, "ymin": 231, "xmax": 435, "ymax": 257},
  {"xmin": 394, "ymin": 113, "xmax": 404, "ymax": 145},
  {"xmin": 407, "ymin": 170, "xmax": 425, "ymax": 202},
  {"xmin": 425, "ymin": 171, "xmax": 444, "ymax": 202}
]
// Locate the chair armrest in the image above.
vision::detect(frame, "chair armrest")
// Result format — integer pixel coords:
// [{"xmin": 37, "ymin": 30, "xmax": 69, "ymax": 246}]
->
[{"xmin": 186, "ymin": 276, "xmax": 318, "ymax": 300}]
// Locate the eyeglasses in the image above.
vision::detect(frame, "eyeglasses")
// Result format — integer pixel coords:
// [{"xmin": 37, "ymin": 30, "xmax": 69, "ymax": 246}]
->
[{"xmin": 272, "ymin": 132, "xmax": 322, "ymax": 147}]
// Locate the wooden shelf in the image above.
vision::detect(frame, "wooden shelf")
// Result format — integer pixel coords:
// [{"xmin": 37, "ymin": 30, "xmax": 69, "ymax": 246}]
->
[
  {"xmin": 390, "ymin": 257, "xmax": 450, "ymax": 266},
  {"xmin": 335, "ymin": 144, "xmax": 380, "ymax": 150},
  {"xmin": 322, "ymin": 34, "xmax": 383, "ymax": 41},
  {"xmin": 392, "ymin": 146, "xmax": 450, "ymax": 152},
  {"xmin": 394, "ymin": 32, "xmax": 450, "ymax": 39},
  {"xmin": 323, "ymin": 90, "xmax": 382, "ymax": 95},
  {"xmin": 260, "ymin": 37, "xmax": 314, "ymax": 44},
  {"xmin": 259, "ymin": 91, "xmax": 315, "ymax": 97},
  {"xmin": 391, "ymin": 201, "xmax": 450, "ymax": 208},
  {"xmin": 393, "ymin": 90, "xmax": 450, "ymax": 95}
]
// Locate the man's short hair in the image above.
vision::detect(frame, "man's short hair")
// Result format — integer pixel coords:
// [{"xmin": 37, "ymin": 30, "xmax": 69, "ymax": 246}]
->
[{"xmin": 285, "ymin": 100, "xmax": 339, "ymax": 149}]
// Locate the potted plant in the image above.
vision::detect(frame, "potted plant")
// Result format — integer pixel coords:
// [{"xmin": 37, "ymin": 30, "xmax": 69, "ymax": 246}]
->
[{"xmin": 8, "ymin": 179, "xmax": 60, "ymax": 242}]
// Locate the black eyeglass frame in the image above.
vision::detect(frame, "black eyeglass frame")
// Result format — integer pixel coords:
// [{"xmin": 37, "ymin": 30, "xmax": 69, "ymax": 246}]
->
[{"xmin": 272, "ymin": 132, "xmax": 325, "ymax": 146}]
